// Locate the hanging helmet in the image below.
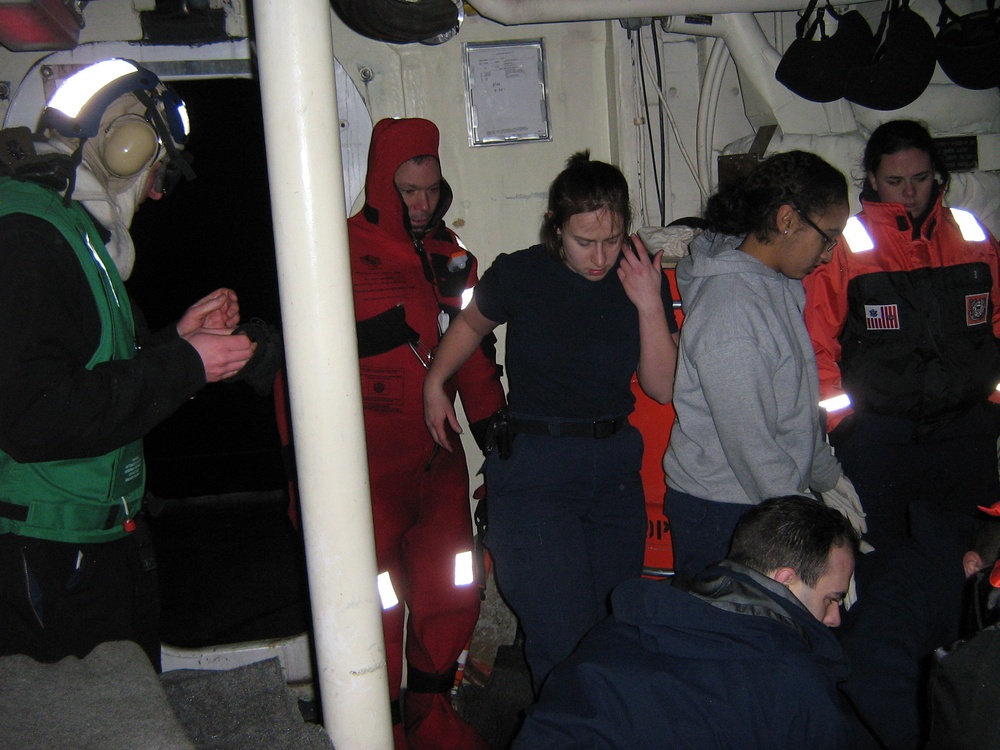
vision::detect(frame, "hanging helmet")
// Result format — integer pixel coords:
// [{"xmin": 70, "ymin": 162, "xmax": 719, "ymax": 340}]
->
[
  {"xmin": 775, "ymin": 2, "xmax": 876, "ymax": 104},
  {"xmin": 41, "ymin": 58, "xmax": 194, "ymax": 183},
  {"xmin": 844, "ymin": 0, "xmax": 937, "ymax": 111},
  {"xmin": 935, "ymin": 0, "xmax": 1000, "ymax": 90}
]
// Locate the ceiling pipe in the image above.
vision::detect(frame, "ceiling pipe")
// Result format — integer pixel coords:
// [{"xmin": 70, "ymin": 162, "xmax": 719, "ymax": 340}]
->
[
  {"xmin": 695, "ymin": 38, "xmax": 729, "ymax": 195},
  {"xmin": 663, "ymin": 13, "xmax": 858, "ymax": 136},
  {"xmin": 466, "ymin": 0, "xmax": 872, "ymax": 25}
]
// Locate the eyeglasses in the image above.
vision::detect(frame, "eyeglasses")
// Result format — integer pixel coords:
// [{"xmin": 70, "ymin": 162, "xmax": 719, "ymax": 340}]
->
[{"xmin": 794, "ymin": 207, "xmax": 838, "ymax": 253}]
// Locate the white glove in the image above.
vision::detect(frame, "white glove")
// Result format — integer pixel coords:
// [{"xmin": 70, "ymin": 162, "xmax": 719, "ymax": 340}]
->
[
  {"xmin": 821, "ymin": 474, "xmax": 871, "ymax": 611},
  {"xmin": 822, "ymin": 473, "xmax": 869, "ymax": 541},
  {"xmin": 822, "ymin": 474, "xmax": 872, "ymax": 611}
]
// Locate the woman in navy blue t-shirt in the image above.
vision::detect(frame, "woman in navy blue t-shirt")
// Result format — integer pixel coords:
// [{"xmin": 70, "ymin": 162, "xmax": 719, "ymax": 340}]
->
[{"xmin": 423, "ymin": 151, "xmax": 678, "ymax": 690}]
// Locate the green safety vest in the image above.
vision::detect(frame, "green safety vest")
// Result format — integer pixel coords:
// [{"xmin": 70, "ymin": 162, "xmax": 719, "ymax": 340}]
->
[{"xmin": 0, "ymin": 177, "xmax": 145, "ymax": 543}]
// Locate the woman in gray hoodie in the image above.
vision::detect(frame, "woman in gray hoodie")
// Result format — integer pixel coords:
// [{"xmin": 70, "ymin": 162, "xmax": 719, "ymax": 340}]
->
[{"xmin": 663, "ymin": 150, "xmax": 856, "ymax": 578}]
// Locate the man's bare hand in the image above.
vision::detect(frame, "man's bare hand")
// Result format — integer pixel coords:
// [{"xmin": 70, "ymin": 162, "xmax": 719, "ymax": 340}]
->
[
  {"xmin": 177, "ymin": 288, "xmax": 240, "ymax": 337},
  {"xmin": 186, "ymin": 329, "xmax": 256, "ymax": 382}
]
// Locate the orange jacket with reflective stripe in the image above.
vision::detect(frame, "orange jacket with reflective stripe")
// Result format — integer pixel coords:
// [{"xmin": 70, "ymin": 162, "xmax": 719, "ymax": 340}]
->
[{"xmin": 803, "ymin": 194, "xmax": 1000, "ymax": 433}]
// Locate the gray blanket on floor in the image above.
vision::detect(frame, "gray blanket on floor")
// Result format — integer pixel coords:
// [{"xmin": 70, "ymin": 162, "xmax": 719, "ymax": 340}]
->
[
  {"xmin": 0, "ymin": 641, "xmax": 335, "ymax": 750},
  {"xmin": 161, "ymin": 657, "xmax": 334, "ymax": 750}
]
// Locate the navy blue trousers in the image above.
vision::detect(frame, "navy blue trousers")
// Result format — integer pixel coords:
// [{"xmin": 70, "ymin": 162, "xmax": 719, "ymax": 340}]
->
[
  {"xmin": 663, "ymin": 488, "xmax": 751, "ymax": 579},
  {"xmin": 485, "ymin": 425, "xmax": 646, "ymax": 691},
  {"xmin": 833, "ymin": 405, "xmax": 1000, "ymax": 750},
  {"xmin": 833, "ymin": 405, "xmax": 1000, "ymax": 644}
]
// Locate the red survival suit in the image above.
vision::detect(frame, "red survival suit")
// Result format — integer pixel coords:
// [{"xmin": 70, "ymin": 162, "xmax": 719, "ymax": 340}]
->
[{"xmin": 348, "ymin": 118, "xmax": 504, "ymax": 750}]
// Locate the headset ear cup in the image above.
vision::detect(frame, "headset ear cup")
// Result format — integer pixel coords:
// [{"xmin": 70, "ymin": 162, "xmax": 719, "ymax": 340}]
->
[{"xmin": 100, "ymin": 116, "xmax": 159, "ymax": 177}]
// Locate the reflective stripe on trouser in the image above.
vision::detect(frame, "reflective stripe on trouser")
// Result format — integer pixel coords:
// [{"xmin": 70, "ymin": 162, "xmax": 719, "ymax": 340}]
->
[{"xmin": 368, "ymin": 438, "xmax": 482, "ymax": 749}]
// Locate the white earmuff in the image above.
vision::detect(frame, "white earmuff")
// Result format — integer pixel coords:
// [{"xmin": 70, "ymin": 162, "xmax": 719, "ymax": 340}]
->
[{"xmin": 100, "ymin": 115, "xmax": 159, "ymax": 177}]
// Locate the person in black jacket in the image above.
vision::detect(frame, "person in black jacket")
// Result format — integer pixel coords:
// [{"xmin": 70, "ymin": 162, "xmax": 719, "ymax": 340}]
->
[
  {"xmin": 513, "ymin": 496, "xmax": 878, "ymax": 750},
  {"xmin": 924, "ymin": 503, "xmax": 1000, "ymax": 750},
  {"xmin": 0, "ymin": 59, "xmax": 255, "ymax": 670}
]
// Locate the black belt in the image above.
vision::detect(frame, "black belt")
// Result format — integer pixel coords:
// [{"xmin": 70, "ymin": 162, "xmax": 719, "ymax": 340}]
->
[{"xmin": 510, "ymin": 416, "xmax": 628, "ymax": 439}]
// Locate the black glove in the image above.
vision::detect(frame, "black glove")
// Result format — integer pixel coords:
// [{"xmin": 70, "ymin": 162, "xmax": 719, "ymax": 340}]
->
[{"xmin": 223, "ymin": 319, "xmax": 284, "ymax": 396}]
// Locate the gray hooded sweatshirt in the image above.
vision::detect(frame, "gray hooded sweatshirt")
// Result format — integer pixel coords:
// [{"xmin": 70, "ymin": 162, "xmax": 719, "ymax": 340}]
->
[{"xmin": 663, "ymin": 231, "xmax": 841, "ymax": 505}]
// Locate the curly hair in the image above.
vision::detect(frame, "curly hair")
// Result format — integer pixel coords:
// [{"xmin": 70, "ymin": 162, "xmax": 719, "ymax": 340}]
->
[{"xmin": 703, "ymin": 150, "xmax": 847, "ymax": 244}]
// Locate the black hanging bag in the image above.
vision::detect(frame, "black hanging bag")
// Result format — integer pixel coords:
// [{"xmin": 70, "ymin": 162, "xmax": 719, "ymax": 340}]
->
[
  {"xmin": 935, "ymin": 0, "xmax": 1000, "ymax": 90},
  {"xmin": 776, "ymin": 1, "xmax": 877, "ymax": 103},
  {"xmin": 844, "ymin": 0, "xmax": 937, "ymax": 110}
]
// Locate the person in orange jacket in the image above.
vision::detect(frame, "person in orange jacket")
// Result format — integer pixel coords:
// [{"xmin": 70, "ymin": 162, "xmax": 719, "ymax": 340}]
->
[{"xmin": 803, "ymin": 119, "xmax": 1000, "ymax": 645}]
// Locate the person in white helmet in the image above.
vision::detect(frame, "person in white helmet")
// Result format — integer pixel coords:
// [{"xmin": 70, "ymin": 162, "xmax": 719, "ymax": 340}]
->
[{"xmin": 0, "ymin": 58, "xmax": 256, "ymax": 670}]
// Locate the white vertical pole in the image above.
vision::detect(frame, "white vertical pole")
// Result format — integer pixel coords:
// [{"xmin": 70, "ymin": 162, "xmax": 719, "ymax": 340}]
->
[{"xmin": 252, "ymin": 1, "xmax": 393, "ymax": 747}]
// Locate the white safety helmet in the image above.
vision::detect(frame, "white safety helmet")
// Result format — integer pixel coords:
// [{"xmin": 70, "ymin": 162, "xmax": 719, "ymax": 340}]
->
[
  {"xmin": 35, "ymin": 59, "xmax": 195, "ymax": 280},
  {"xmin": 41, "ymin": 58, "xmax": 194, "ymax": 186}
]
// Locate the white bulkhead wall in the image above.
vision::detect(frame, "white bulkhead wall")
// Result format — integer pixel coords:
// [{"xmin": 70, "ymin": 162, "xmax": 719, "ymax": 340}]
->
[
  {"xmin": 324, "ymin": 0, "xmax": 1000, "ymax": 351},
  {"xmin": 3, "ymin": 1, "xmax": 997, "ymax": 283},
  {"xmin": 4, "ymin": 0, "xmax": 997, "ymax": 510},
  {"xmin": 324, "ymin": 1, "xmax": 999, "ymax": 253}
]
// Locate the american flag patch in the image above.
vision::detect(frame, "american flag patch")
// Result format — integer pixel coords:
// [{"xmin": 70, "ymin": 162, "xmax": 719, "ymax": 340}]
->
[
  {"xmin": 967, "ymin": 293, "xmax": 989, "ymax": 326},
  {"xmin": 865, "ymin": 304, "xmax": 900, "ymax": 330}
]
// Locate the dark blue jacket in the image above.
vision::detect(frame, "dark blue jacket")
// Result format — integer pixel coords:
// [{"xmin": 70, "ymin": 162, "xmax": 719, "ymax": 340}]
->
[{"xmin": 514, "ymin": 561, "xmax": 876, "ymax": 750}]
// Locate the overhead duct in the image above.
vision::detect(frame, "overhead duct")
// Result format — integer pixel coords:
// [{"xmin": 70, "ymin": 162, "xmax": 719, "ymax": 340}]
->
[
  {"xmin": 330, "ymin": 0, "xmax": 461, "ymax": 44},
  {"xmin": 662, "ymin": 12, "xmax": 857, "ymax": 135},
  {"xmin": 465, "ymin": 0, "xmax": 874, "ymax": 25}
]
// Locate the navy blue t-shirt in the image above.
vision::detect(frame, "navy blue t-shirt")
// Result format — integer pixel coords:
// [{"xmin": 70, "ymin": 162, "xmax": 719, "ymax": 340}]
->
[{"xmin": 475, "ymin": 244, "xmax": 677, "ymax": 419}]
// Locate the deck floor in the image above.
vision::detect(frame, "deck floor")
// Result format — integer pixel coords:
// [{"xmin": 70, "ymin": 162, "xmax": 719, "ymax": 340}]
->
[{"xmin": 151, "ymin": 491, "xmax": 533, "ymax": 748}]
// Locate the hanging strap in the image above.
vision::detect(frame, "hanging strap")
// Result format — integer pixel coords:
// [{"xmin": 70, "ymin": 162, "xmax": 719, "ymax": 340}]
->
[
  {"xmin": 938, "ymin": 0, "xmax": 997, "ymax": 29},
  {"xmin": 815, "ymin": 8, "xmax": 827, "ymax": 40},
  {"xmin": 871, "ymin": 0, "xmax": 897, "ymax": 51},
  {"xmin": 937, "ymin": 0, "xmax": 961, "ymax": 27},
  {"xmin": 796, "ymin": 0, "xmax": 821, "ymax": 38}
]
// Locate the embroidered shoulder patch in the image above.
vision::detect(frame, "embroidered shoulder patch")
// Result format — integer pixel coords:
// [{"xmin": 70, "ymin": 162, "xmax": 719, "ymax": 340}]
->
[
  {"xmin": 865, "ymin": 304, "xmax": 899, "ymax": 330},
  {"xmin": 967, "ymin": 293, "xmax": 989, "ymax": 326}
]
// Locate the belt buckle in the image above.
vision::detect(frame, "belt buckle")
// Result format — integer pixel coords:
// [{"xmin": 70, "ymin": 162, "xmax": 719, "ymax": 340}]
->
[{"xmin": 592, "ymin": 419, "xmax": 615, "ymax": 439}]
